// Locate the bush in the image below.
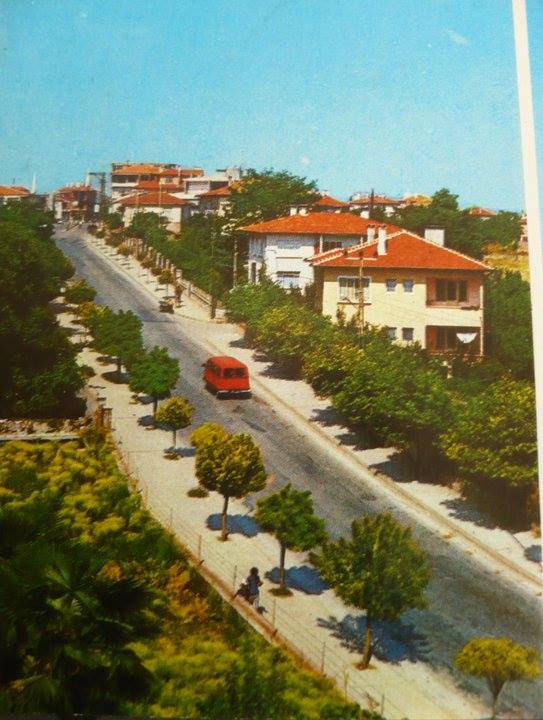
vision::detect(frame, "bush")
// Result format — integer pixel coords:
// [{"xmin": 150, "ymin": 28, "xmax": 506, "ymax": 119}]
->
[{"xmin": 187, "ymin": 485, "xmax": 209, "ymax": 498}]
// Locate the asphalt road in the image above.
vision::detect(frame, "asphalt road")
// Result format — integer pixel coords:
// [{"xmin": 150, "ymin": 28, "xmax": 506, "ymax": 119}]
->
[{"xmin": 57, "ymin": 231, "xmax": 542, "ymax": 718}]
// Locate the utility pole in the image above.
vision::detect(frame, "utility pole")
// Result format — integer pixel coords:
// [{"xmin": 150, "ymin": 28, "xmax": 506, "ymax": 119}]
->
[
  {"xmin": 357, "ymin": 244, "xmax": 365, "ymax": 331},
  {"xmin": 369, "ymin": 187, "xmax": 375, "ymax": 219},
  {"xmin": 210, "ymin": 223, "xmax": 216, "ymax": 319},
  {"xmin": 232, "ymin": 235, "xmax": 238, "ymax": 288},
  {"xmin": 88, "ymin": 171, "xmax": 107, "ymax": 219}
]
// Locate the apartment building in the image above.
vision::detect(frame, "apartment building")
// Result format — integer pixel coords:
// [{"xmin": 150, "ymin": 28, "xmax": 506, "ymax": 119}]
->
[{"xmin": 110, "ymin": 163, "xmax": 203, "ymax": 200}]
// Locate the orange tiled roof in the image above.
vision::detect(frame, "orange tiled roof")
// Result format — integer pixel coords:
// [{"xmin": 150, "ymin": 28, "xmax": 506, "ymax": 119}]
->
[
  {"xmin": 309, "ymin": 231, "xmax": 488, "ymax": 271},
  {"xmin": 198, "ymin": 185, "xmax": 232, "ymax": 198},
  {"xmin": 469, "ymin": 206, "xmax": 497, "ymax": 218},
  {"xmin": 0, "ymin": 185, "xmax": 30, "ymax": 196},
  {"xmin": 118, "ymin": 191, "xmax": 194, "ymax": 207},
  {"xmin": 314, "ymin": 194, "xmax": 349, "ymax": 208},
  {"xmin": 241, "ymin": 212, "xmax": 402, "ymax": 236}
]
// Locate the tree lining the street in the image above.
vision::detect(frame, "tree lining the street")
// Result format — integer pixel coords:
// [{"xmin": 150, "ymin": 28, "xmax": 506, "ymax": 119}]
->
[
  {"xmin": 191, "ymin": 422, "xmax": 267, "ymax": 540},
  {"xmin": 91, "ymin": 307, "xmax": 143, "ymax": 379},
  {"xmin": 154, "ymin": 395, "xmax": 194, "ymax": 448},
  {"xmin": 255, "ymin": 484, "xmax": 326, "ymax": 595},
  {"xmin": 0, "ymin": 204, "xmax": 85, "ymax": 418},
  {"xmin": 128, "ymin": 346, "xmax": 180, "ymax": 416},
  {"xmin": 312, "ymin": 513, "xmax": 430, "ymax": 669},
  {"xmin": 455, "ymin": 638, "xmax": 540, "ymax": 720},
  {"xmin": 224, "ymin": 281, "xmax": 538, "ymax": 526}
]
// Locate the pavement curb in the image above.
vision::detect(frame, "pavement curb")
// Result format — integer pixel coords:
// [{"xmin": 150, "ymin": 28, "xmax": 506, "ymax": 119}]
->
[{"xmin": 80, "ymin": 232, "xmax": 542, "ymax": 592}]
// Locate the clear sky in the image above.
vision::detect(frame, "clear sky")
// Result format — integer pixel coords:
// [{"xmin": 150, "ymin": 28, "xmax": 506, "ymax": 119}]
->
[{"xmin": 0, "ymin": 0, "xmax": 541, "ymax": 211}]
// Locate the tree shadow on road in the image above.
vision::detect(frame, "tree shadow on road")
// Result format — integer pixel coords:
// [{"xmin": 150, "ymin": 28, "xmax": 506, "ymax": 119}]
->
[
  {"xmin": 206, "ymin": 513, "xmax": 261, "ymax": 538},
  {"xmin": 317, "ymin": 613, "xmax": 431, "ymax": 664},
  {"xmin": 102, "ymin": 370, "xmax": 129, "ymax": 384},
  {"xmin": 265, "ymin": 565, "xmax": 329, "ymax": 595},
  {"xmin": 440, "ymin": 497, "xmax": 497, "ymax": 529}
]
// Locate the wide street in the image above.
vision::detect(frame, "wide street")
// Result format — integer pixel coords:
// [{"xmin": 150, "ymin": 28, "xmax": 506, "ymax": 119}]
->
[{"xmin": 58, "ymin": 231, "xmax": 542, "ymax": 717}]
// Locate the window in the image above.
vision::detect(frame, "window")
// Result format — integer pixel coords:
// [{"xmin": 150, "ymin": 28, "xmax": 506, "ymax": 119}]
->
[
  {"xmin": 385, "ymin": 279, "xmax": 397, "ymax": 292},
  {"xmin": 276, "ymin": 271, "xmax": 300, "ymax": 289},
  {"xmin": 387, "ymin": 327, "xmax": 397, "ymax": 340},
  {"xmin": 403, "ymin": 279, "xmax": 414, "ymax": 293},
  {"xmin": 224, "ymin": 368, "xmax": 245, "ymax": 378},
  {"xmin": 338, "ymin": 276, "xmax": 371, "ymax": 302},
  {"xmin": 402, "ymin": 327, "xmax": 414, "ymax": 341},
  {"xmin": 436, "ymin": 327, "xmax": 458, "ymax": 350},
  {"xmin": 323, "ymin": 240, "xmax": 342, "ymax": 251},
  {"xmin": 435, "ymin": 279, "xmax": 468, "ymax": 302}
]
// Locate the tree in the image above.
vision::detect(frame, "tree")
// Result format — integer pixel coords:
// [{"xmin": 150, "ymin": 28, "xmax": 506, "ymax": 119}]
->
[
  {"xmin": 225, "ymin": 169, "xmax": 319, "ymax": 227},
  {"xmin": 158, "ymin": 268, "xmax": 176, "ymax": 296},
  {"xmin": 64, "ymin": 279, "xmax": 96, "ymax": 306},
  {"xmin": 441, "ymin": 378, "xmax": 537, "ymax": 526},
  {"xmin": 484, "ymin": 270, "xmax": 533, "ymax": 380},
  {"xmin": 128, "ymin": 346, "xmax": 180, "ymax": 416},
  {"xmin": 333, "ymin": 335, "xmax": 452, "ymax": 476},
  {"xmin": 255, "ymin": 484, "xmax": 326, "ymax": 595},
  {"xmin": 312, "ymin": 513, "xmax": 430, "ymax": 668},
  {"xmin": 191, "ymin": 423, "xmax": 267, "ymax": 540},
  {"xmin": 155, "ymin": 395, "xmax": 193, "ymax": 448},
  {"xmin": 0, "ymin": 209, "xmax": 85, "ymax": 418},
  {"xmin": 92, "ymin": 308, "xmax": 143, "ymax": 378},
  {"xmin": 455, "ymin": 638, "xmax": 540, "ymax": 719}
]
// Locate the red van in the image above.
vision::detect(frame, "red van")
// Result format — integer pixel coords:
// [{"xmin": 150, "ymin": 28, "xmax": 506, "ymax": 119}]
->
[{"xmin": 203, "ymin": 356, "xmax": 251, "ymax": 398}]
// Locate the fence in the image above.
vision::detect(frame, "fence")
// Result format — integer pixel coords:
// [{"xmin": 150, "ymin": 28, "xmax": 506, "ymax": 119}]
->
[
  {"xmin": 114, "ymin": 444, "xmax": 416, "ymax": 720},
  {"xmin": 96, "ymin": 232, "xmax": 225, "ymax": 318}
]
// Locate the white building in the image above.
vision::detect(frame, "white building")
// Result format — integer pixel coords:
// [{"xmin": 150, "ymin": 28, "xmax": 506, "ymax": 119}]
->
[
  {"xmin": 110, "ymin": 163, "xmax": 203, "ymax": 200},
  {"xmin": 242, "ymin": 210, "xmax": 403, "ymax": 290},
  {"xmin": 185, "ymin": 167, "xmax": 242, "ymax": 198}
]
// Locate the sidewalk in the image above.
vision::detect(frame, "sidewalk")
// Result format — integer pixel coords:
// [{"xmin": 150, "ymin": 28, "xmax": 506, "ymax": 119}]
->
[
  {"xmin": 70, "ymin": 335, "xmax": 486, "ymax": 720},
  {"xmin": 82, "ymin": 230, "xmax": 542, "ymax": 592}
]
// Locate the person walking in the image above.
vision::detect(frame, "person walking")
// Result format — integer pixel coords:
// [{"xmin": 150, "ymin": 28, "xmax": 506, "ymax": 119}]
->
[{"xmin": 246, "ymin": 566, "xmax": 263, "ymax": 609}]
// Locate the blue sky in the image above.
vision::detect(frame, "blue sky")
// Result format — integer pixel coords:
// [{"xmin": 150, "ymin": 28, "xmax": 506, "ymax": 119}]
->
[{"xmin": 0, "ymin": 0, "xmax": 541, "ymax": 211}]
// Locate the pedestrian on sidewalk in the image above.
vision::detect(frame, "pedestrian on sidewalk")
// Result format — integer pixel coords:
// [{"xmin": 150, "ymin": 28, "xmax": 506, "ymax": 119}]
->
[{"xmin": 247, "ymin": 566, "xmax": 263, "ymax": 609}]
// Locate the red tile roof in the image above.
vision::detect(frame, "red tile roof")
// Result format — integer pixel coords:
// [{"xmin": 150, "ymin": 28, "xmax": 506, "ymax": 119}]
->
[
  {"xmin": 241, "ymin": 212, "xmax": 402, "ymax": 236},
  {"xmin": 118, "ymin": 192, "xmax": 194, "ymax": 207},
  {"xmin": 0, "ymin": 185, "xmax": 30, "ymax": 196},
  {"xmin": 198, "ymin": 185, "xmax": 233, "ymax": 198},
  {"xmin": 309, "ymin": 231, "xmax": 488, "ymax": 272},
  {"xmin": 469, "ymin": 206, "xmax": 497, "ymax": 218},
  {"xmin": 314, "ymin": 194, "xmax": 349, "ymax": 208}
]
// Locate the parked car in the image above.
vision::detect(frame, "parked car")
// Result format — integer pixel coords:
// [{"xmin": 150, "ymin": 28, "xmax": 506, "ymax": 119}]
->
[
  {"xmin": 159, "ymin": 298, "xmax": 175, "ymax": 313},
  {"xmin": 203, "ymin": 356, "xmax": 251, "ymax": 398}
]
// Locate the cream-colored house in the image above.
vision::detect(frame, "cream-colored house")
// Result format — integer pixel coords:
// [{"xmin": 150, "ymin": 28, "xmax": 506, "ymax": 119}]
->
[
  {"xmin": 309, "ymin": 228, "xmax": 488, "ymax": 355},
  {"xmin": 116, "ymin": 191, "xmax": 196, "ymax": 233}
]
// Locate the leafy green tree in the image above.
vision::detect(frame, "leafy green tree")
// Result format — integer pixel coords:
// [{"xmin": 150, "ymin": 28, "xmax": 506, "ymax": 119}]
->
[
  {"xmin": 191, "ymin": 423, "xmax": 266, "ymax": 540},
  {"xmin": 484, "ymin": 270, "xmax": 533, "ymax": 380},
  {"xmin": 256, "ymin": 484, "xmax": 326, "ymax": 595},
  {"xmin": 441, "ymin": 378, "xmax": 537, "ymax": 525},
  {"xmin": 225, "ymin": 168, "xmax": 319, "ymax": 228},
  {"xmin": 92, "ymin": 308, "xmax": 143, "ymax": 378},
  {"xmin": 312, "ymin": 513, "xmax": 430, "ymax": 668},
  {"xmin": 333, "ymin": 336, "xmax": 452, "ymax": 476},
  {"xmin": 253, "ymin": 303, "xmax": 332, "ymax": 376},
  {"xmin": 158, "ymin": 268, "xmax": 175, "ymax": 294},
  {"xmin": 64, "ymin": 278, "xmax": 96, "ymax": 305},
  {"xmin": 455, "ymin": 638, "xmax": 540, "ymax": 719},
  {"xmin": 128, "ymin": 346, "xmax": 180, "ymax": 416},
  {"xmin": 104, "ymin": 210, "xmax": 124, "ymax": 230},
  {"xmin": 155, "ymin": 395, "xmax": 194, "ymax": 448},
  {"xmin": 0, "ymin": 210, "xmax": 85, "ymax": 418}
]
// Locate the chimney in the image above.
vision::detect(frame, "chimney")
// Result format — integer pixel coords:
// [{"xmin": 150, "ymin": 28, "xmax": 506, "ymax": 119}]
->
[
  {"xmin": 377, "ymin": 226, "xmax": 387, "ymax": 255},
  {"xmin": 367, "ymin": 224, "xmax": 376, "ymax": 243},
  {"xmin": 289, "ymin": 206, "xmax": 298, "ymax": 216},
  {"xmin": 424, "ymin": 227, "xmax": 445, "ymax": 246}
]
